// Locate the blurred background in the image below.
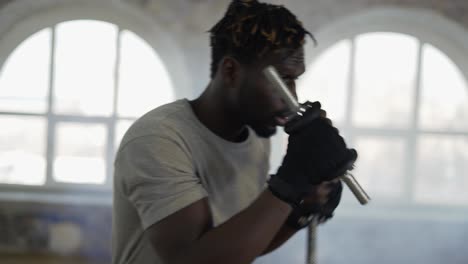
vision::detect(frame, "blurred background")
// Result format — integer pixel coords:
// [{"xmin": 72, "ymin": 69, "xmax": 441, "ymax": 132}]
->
[{"xmin": 0, "ymin": 0, "xmax": 467, "ymax": 263}]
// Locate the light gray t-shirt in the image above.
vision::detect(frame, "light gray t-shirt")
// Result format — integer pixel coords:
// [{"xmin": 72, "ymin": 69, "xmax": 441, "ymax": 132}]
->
[{"xmin": 112, "ymin": 99, "xmax": 271, "ymax": 264}]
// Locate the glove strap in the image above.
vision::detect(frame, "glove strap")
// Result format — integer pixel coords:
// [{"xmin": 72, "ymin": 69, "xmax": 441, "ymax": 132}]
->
[{"xmin": 267, "ymin": 176, "xmax": 304, "ymax": 208}]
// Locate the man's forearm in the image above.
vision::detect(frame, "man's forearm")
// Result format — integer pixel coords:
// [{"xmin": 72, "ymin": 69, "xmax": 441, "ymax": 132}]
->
[
  {"xmin": 261, "ymin": 223, "xmax": 298, "ymax": 255},
  {"xmin": 175, "ymin": 190, "xmax": 292, "ymax": 264}
]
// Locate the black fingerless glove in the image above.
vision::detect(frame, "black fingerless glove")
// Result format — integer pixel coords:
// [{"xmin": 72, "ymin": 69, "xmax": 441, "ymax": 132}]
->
[
  {"xmin": 268, "ymin": 102, "xmax": 357, "ymax": 208},
  {"xmin": 286, "ymin": 102, "xmax": 357, "ymax": 184}
]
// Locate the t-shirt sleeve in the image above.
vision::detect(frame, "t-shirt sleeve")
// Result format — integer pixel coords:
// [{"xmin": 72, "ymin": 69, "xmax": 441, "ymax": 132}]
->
[{"xmin": 115, "ymin": 134, "xmax": 208, "ymax": 230}]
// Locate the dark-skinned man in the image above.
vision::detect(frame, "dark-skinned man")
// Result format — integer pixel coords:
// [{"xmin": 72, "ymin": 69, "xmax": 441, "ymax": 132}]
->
[{"xmin": 112, "ymin": 1, "xmax": 357, "ymax": 263}]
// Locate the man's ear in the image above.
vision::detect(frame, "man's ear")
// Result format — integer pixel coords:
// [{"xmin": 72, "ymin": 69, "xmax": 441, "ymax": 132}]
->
[{"xmin": 220, "ymin": 56, "xmax": 241, "ymax": 84}]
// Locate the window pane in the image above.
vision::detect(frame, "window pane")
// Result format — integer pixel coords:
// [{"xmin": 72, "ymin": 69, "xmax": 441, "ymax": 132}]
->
[
  {"xmin": 352, "ymin": 137, "xmax": 406, "ymax": 200},
  {"xmin": 53, "ymin": 20, "xmax": 117, "ymax": 116},
  {"xmin": 414, "ymin": 135, "xmax": 468, "ymax": 205},
  {"xmin": 0, "ymin": 29, "xmax": 51, "ymax": 113},
  {"xmin": 353, "ymin": 33, "xmax": 418, "ymax": 128},
  {"xmin": 117, "ymin": 30, "xmax": 175, "ymax": 118},
  {"xmin": 54, "ymin": 123, "xmax": 107, "ymax": 184},
  {"xmin": 298, "ymin": 40, "xmax": 351, "ymax": 124},
  {"xmin": 419, "ymin": 44, "xmax": 468, "ymax": 131},
  {"xmin": 115, "ymin": 120, "xmax": 134, "ymax": 149},
  {"xmin": 0, "ymin": 116, "xmax": 46, "ymax": 185}
]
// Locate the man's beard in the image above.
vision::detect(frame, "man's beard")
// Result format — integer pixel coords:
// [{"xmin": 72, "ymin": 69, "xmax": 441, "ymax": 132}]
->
[{"xmin": 249, "ymin": 123, "xmax": 277, "ymax": 138}]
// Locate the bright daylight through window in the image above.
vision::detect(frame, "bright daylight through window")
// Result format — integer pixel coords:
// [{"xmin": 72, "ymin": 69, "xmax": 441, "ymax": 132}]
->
[
  {"xmin": 0, "ymin": 20, "xmax": 175, "ymax": 187},
  {"xmin": 297, "ymin": 32, "xmax": 468, "ymax": 206}
]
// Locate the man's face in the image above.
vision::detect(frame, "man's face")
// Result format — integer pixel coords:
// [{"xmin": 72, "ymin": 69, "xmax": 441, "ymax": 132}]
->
[{"xmin": 237, "ymin": 47, "xmax": 306, "ymax": 138}]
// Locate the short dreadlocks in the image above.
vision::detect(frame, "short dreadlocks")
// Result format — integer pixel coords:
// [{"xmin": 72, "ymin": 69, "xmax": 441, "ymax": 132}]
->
[{"xmin": 209, "ymin": 0, "xmax": 315, "ymax": 78}]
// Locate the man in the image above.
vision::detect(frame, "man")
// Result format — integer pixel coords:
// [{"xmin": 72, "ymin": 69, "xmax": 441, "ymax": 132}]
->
[{"xmin": 112, "ymin": 1, "xmax": 357, "ymax": 264}]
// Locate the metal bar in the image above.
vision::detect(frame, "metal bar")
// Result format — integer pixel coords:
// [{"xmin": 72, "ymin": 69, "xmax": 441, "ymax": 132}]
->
[
  {"xmin": 45, "ymin": 26, "xmax": 57, "ymax": 186},
  {"xmin": 306, "ymin": 220, "xmax": 318, "ymax": 264},
  {"xmin": 263, "ymin": 66, "xmax": 301, "ymax": 114},
  {"xmin": 341, "ymin": 173, "xmax": 370, "ymax": 205}
]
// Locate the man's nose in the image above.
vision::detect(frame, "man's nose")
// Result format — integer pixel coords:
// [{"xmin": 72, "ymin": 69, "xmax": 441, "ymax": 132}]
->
[{"xmin": 271, "ymin": 95, "xmax": 292, "ymax": 115}]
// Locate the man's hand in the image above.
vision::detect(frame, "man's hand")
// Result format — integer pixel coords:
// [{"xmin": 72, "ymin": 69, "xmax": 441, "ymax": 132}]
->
[
  {"xmin": 283, "ymin": 179, "xmax": 343, "ymax": 229},
  {"xmin": 285, "ymin": 101, "xmax": 357, "ymax": 185},
  {"xmin": 302, "ymin": 179, "xmax": 343, "ymax": 223},
  {"xmin": 268, "ymin": 102, "xmax": 356, "ymax": 209}
]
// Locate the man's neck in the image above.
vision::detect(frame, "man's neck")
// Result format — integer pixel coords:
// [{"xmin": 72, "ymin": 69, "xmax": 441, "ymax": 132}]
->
[{"xmin": 190, "ymin": 84, "xmax": 248, "ymax": 143}]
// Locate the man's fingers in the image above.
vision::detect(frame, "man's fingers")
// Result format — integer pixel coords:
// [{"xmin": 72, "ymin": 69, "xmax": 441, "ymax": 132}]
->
[
  {"xmin": 316, "ymin": 108, "xmax": 332, "ymax": 126},
  {"xmin": 319, "ymin": 109, "xmax": 327, "ymax": 118},
  {"xmin": 329, "ymin": 178, "xmax": 340, "ymax": 184},
  {"xmin": 315, "ymin": 182, "xmax": 332, "ymax": 204},
  {"xmin": 303, "ymin": 182, "xmax": 330, "ymax": 205}
]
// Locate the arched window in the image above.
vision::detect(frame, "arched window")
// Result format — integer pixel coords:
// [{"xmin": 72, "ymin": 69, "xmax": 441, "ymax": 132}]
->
[
  {"xmin": 298, "ymin": 32, "xmax": 468, "ymax": 207},
  {"xmin": 0, "ymin": 20, "xmax": 175, "ymax": 189}
]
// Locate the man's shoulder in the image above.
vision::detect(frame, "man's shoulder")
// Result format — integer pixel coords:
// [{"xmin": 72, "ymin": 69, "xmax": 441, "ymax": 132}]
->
[
  {"xmin": 138, "ymin": 99, "xmax": 190, "ymax": 126},
  {"xmin": 118, "ymin": 99, "xmax": 192, "ymax": 150}
]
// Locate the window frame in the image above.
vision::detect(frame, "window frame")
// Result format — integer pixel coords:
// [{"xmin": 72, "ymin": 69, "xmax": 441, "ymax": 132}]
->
[
  {"xmin": 0, "ymin": 2, "xmax": 191, "ymax": 199},
  {"xmin": 295, "ymin": 7, "xmax": 468, "ymax": 218}
]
